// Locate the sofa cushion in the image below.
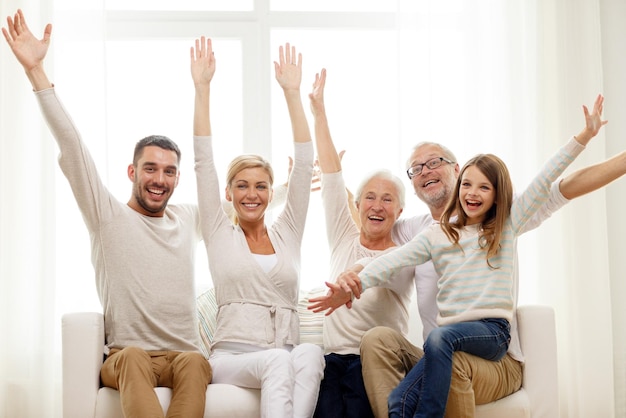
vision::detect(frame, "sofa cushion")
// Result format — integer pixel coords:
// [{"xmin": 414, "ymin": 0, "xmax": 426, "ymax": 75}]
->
[
  {"xmin": 197, "ymin": 288, "xmax": 218, "ymax": 359},
  {"xmin": 296, "ymin": 287, "xmax": 326, "ymax": 347}
]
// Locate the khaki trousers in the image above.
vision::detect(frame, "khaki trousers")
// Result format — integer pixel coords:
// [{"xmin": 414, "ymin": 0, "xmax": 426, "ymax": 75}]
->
[
  {"xmin": 360, "ymin": 326, "xmax": 522, "ymax": 418},
  {"xmin": 101, "ymin": 346, "xmax": 212, "ymax": 418}
]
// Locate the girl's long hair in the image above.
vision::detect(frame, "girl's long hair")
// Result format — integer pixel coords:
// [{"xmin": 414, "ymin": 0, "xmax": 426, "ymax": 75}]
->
[{"xmin": 440, "ymin": 154, "xmax": 513, "ymax": 268}]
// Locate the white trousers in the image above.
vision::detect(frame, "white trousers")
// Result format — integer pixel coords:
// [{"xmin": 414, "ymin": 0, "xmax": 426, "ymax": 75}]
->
[{"xmin": 210, "ymin": 343, "xmax": 325, "ymax": 418}]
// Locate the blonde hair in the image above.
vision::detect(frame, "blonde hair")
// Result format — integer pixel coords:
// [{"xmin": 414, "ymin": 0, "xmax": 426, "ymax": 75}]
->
[
  {"xmin": 225, "ymin": 154, "xmax": 274, "ymax": 225},
  {"xmin": 440, "ymin": 154, "xmax": 513, "ymax": 268}
]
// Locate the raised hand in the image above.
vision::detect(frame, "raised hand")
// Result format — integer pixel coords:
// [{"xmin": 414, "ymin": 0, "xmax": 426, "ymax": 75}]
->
[
  {"xmin": 309, "ymin": 68, "xmax": 327, "ymax": 117},
  {"xmin": 274, "ymin": 43, "xmax": 302, "ymax": 92},
  {"xmin": 191, "ymin": 36, "xmax": 215, "ymax": 137},
  {"xmin": 282, "ymin": 156, "xmax": 324, "ymax": 192},
  {"xmin": 576, "ymin": 94, "xmax": 608, "ymax": 146},
  {"xmin": 583, "ymin": 94, "xmax": 608, "ymax": 137},
  {"xmin": 190, "ymin": 36, "xmax": 216, "ymax": 86},
  {"xmin": 2, "ymin": 9, "xmax": 51, "ymax": 71}
]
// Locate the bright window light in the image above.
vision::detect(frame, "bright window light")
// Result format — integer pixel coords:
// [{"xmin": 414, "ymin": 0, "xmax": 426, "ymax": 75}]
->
[
  {"xmin": 270, "ymin": 0, "xmax": 396, "ymax": 12},
  {"xmin": 270, "ymin": 29, "xmax": 399, "ymax": 289},
  {"xmin": 104, "ymin": 0, "xmax": 253, "ymax": 11}
]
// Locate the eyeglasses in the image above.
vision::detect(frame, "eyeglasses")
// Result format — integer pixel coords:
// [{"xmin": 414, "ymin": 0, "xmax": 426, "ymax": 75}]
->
[{"xmin": 406, "ymin": 157, "xmax": 455, "ymax": 179}]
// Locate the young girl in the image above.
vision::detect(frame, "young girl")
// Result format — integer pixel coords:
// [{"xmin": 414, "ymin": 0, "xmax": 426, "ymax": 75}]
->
[
  {"xmin": 312, "ymin": 94, "xmax": 606, "ymax": 418},
  {"xmin": 191, "ymin": 38, "xmax": 324, "ymax": 418}
]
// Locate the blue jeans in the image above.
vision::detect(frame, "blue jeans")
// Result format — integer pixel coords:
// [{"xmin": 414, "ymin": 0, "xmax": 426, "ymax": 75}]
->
[
  {"xmin": 388, "ymin": 318, "xmax": 511, "ymax": 418},
  {"xmin": 313, "ymin": 353, "xmax": 374, "ymax": 418}
]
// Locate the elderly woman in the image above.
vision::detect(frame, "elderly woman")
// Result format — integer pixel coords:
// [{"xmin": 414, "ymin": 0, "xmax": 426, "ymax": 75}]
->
[{"xmin": 308, "ymin": 68, "xmax": 415, "ymax": 418}]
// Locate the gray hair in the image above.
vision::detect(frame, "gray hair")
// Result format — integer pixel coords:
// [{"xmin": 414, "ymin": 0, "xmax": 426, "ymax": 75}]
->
[
  {"xmin": 406, "ymin": 141, "xmax": 457, "ymax": 169},
  {"xmin": 354, "ymin": 169, "xmax": 406, "ymax": 209}
]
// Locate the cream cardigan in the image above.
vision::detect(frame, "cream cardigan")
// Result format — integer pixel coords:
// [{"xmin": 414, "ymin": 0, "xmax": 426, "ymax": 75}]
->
[{"xmin": 194, "ymin": 136, "xmax": 314, "ymax": 349}]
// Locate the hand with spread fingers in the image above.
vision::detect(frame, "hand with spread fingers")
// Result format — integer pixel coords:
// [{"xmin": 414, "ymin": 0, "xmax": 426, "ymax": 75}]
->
[{"xmin": 2, "ymin": 9, "xmax": 53, "ymax": 90}]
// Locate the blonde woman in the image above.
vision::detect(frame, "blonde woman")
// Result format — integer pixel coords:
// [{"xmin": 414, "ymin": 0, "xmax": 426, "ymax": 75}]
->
[{"xmin": 191, "ymin": 37, "xmax": 324, "ymax": 418}]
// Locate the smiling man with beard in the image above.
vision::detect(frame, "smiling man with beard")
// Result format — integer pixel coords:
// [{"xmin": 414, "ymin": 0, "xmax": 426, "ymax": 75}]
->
[
  {"xmin": 3, "ymin": 10, "xmax": 211, "ymax": 417},
  {"xmin": 128, "ymin": 135, "xmax": 181, "ymax": 217}
]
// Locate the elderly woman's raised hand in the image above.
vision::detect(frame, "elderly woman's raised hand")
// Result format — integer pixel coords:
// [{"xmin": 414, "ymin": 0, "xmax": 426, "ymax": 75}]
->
[{"xmin": 308, "ymin": 68, "xmax": 327, "ymax": 117}]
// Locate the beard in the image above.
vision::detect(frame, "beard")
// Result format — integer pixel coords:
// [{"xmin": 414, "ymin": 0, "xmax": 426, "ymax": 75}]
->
[
  {"xmin": 416, "ymin": 182, "xmax": 454, "ymax": 210},
  {"xmin": 133, "ymin": 183, "xmax": 170, "ymax": 215}
]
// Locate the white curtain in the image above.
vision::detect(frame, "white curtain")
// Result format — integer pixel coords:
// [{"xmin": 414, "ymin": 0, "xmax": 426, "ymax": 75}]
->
[
  {"xmin": 600, "ymin": 1, "xmax": 626, "ymax": 416},
  {"xmin": 0, "ymin": 0, "xmax": 105, "ymax": 416},
  {"xmin": 0, "ymin": 0, "xmax": 623, "ymax": 417},
  {"xmin": 1, "ymin": 0, "xmax": 58, "ymax": 415},
  {"xmin": 397, "ymin": 1, "xmax": 621, "ymax": 416},
  {"xmin": 520, "ymin": 1, "xmax": 615, "ymax": 416}
]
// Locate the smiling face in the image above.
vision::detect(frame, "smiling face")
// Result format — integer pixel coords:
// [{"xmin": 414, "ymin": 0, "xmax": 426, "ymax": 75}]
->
[
  {"xmin": 408, "ymin": 144, "xmax": 459, "ymax": 216},
  {"xmin": 225, "ymin": 167, "xmax": 273, "ymax": 225},
  {"xmin": 127, "ymin": 145, "xmax": 180, "ymax": 217},
  {"xmin": 458, "ymin": 165, "xmax": 496, "ymax": 225},
  {"xmin": 356, "ymin": 177, "xmax": 404, "ymax": 241}
]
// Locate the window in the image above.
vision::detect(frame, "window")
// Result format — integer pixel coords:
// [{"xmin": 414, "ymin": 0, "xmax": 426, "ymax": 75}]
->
[
  {"xmin": 270, "ymin": 0, "xmax": 396, "ymax": 12},
  {"xmin": 105, "ymin": 0, "xmax": 253, "ymax": 11},
  {"xmin": 53, "ymin": 1, "xmax": 533, "ymax": 312}
]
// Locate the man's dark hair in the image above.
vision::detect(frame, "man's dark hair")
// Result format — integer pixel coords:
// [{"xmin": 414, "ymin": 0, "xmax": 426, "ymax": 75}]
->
[{"xmin": 133, "ymin": 135, "xmax": 182, "ymax": 166}]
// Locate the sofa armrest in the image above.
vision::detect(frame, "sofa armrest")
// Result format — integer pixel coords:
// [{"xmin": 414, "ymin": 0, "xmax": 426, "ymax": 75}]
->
[
  {"xmin": 516, "ymin": 305, "xmax": 559, "ymax": 418},
  {"xmin": 62, "ymin": 312, "xmax": 105, "ymax": 418}
]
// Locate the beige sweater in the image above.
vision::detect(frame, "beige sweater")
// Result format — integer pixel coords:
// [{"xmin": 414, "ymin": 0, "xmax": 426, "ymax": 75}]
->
[
  {"xmin": 37, "ymin": 88, "xmax": 202, "ymax": 352},
  {"xmin": 321, "ymin": 172, "xmax": 415, "ymax": 355}
]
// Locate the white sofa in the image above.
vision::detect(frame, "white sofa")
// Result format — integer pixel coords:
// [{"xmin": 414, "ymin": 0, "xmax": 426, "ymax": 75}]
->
[{"xmin": 62, "ymin": 288, "xmax": 559, "ymax": 418}]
